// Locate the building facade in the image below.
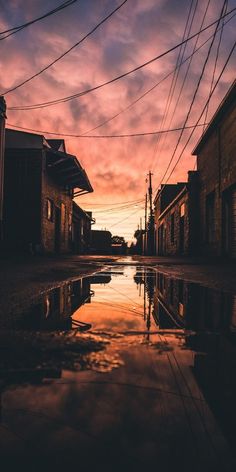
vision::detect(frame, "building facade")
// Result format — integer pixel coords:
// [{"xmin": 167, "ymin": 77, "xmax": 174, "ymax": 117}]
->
[
  {"xmin": 192, "ymin": 80, "xmax": 236, "ymax": 258},
  {"xmin": 72, "ymin": 203, "xmax": 95, "ymax": 254},
  {"xmin": 3, "ymin": 129, "xmax": 93, "ymax": 254},
  {"xmin": 154, "ymin": 172, "xmax": 199, "ymax": 256}
]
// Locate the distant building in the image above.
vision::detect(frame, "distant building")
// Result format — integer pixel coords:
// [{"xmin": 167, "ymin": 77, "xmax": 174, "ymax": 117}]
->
[
  {"xmin": 153, "ymin": 172, "xmax": 199, "ymax": 256},
  {"xmin": 192, "ymin": 80, "xmax": 236, "ymax": 258},
  {"xmin": 90, "ymin": 230, "xmax": 112, "ymax": 254},
  {"xmin": 3, "ymin": 129, "xmax": 93, "ymax": 254},
  {"xmin": 72, "ymin": 202, "xmax": 95, "ymax": 254}
]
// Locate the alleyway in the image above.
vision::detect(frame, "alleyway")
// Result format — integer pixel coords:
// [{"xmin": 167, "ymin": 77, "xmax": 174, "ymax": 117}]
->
[{"xmin": 0, "ymin": 256, "xmax": 236, "ymax": 471}]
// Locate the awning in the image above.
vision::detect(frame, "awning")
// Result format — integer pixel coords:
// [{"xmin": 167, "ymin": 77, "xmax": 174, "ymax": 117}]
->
[{"xmin": 46, "ymin": 148, "xmax": 93, "ymax": 194}]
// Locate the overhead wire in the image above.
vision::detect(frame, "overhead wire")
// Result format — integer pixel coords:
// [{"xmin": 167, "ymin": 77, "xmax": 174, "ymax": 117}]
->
[
  {"xmin": 151, "ymin": 0, "xmax": 210, "ymax": 174},
  {"xmin": 2, "ymin": 0, "xmax": 128, "ymax": 95},
  {"xmin": 71, "ymin": 9, "xmax": 236, "ymax": 138},
  {"xmin": 150, "ymin": 0, "xmax": 198, "ymax": 174},
  {"xmin": 0, "ymin": 1, "xmax": 78, "ymax": 40},
  {"xmin": 154, "ymin": 0, "xmax": 228, "ymax": 191},
  {"xmin": 6, "ymin": 6, "xmax": 236, "ymax": 109},
  {"xmin": 76, "ymin": 199, "xmax": 144, "ymax": 206},
  {"xmin": 109, "ymin": 207, "xmax": 145, "ymax": 229},
  {"xmin": 203, "ymin": 0, "xmax": 228, "ymax": 130},
  {"xmin": 154, "ymin": 38, "xmax": 236, "ymax": 199},
  {"xmin": 6, "ymin": 11, "xmax": 235, "ymax": 141},
  {"xmin": 6, "ymin": 122, "xmax": 207, "ymax": 138}
]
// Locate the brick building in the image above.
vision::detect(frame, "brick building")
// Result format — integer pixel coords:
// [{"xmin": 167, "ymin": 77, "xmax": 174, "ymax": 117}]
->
[
  {"xmin": 192, "ymin": 80, "xmax": 236, "ymax": 258},
  {"xmin": 3, "ymin": 129, "xmax": 93, "ymax": 254},
  {"xmin": 154, "ymin": 172, "xmax": 199, "ymax": 256},
  {"xmin": 72, "ymin": 202, "xmax": 95, "ymax": 254}
]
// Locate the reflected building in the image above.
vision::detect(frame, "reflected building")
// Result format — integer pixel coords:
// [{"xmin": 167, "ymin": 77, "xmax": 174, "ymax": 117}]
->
[
  {"xmin": 152, "ymin": 271, "xmax": 236, "ymax": 332},
  {"xmin": 135, "ymin": 268, "xmax": 236, "ymax": 333},
  {"xmin": 16, "ymin": 277, "xmax": 93, "ymax": 331},
  {"xmin": 186, "ymin": 327, "xmax": 236, "ymax": 446},
  {"xmin": 15, "ymin": 274, "xmax": 112, "ymax": 332}
]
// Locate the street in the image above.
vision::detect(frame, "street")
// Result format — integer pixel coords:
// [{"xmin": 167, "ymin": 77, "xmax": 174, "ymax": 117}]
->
[{"xmin": 0, "ymin": 255, "xmax": 236, "ymax": 471}]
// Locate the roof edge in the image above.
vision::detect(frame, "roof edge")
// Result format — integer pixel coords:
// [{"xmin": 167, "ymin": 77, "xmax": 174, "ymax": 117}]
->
[{"xmin": 192, "ymin": 79, "xmax": 236, "ymax": 155}]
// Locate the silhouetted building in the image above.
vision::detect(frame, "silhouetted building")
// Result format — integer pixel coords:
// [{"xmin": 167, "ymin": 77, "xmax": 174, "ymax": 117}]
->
[
  {"xmin": 91, "ymin": 229, "xmax": 112, "ymax": 254},
  {"xmin": 149, "ymin": 269, "xmax": 236, "ymax": 331},
  {"xmin": 17, "ymin": 276, "xmax": 92, "ymax": 331},
  {"xmin": 3, "ymin": 130, "xmax": 93, "ymax": 254},
  {"xmin": 192, "ymin": 80, "xmax": 236, "ymax": 258},
  {"xmin": 154, "ymin": 172, "xmax": 199, "ymax": 255},
  {"xmin": 72, "ymin": 203, "xmax": 95, "ymax": 254}
]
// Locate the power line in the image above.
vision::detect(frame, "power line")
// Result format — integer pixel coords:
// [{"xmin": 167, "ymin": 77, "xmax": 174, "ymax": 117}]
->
[
  {"xmin": 6, "ymin": 122, "xmax": 207, "ymax": 138},
  {"xmin": 156, "ymin": 0, "xmax": 227, "ymax": 189},
  {"xmin": 151, "ymin": 0, "xmax": 211, "ymax": 173},
  {"xmin": 203, "ymin": 0, "xmax": 227, "ymax": 129},
  {"xmin": 150, "ymin": 0, "xmax": 199, "ymax": 173},
  {"xmin": 2, "ymin": 0, "xmax": 128, "ymax": 95},
  {"xmin": 109, "ymin": 207, "xmax": 145, "ymax": 229},
  {"xmin": 0, "ymin": 1, "xmax": 78, "ymax": 40},
  {"xmin": 154, "ymin": 39, "xmax": 236, "ymax": 199},
  {"xmin": 77, "ymin": 198, "xmax": 144, "ymax": 206},
  {"xmin": 7, "ymin": 6, "xmax": 236, "ymax": 109},
  {"xmin": 92, "ymin": 203, "xmax": 144, "ymax": 214},
  {"xmin": 76, "ymin": 10, "xmax": 236, "ymax": 138}
]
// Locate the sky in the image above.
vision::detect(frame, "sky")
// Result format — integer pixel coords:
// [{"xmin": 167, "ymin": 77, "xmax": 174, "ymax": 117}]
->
[{"xmin": 0, "ymin": 0, "xmax": 236, "ymax": 242}]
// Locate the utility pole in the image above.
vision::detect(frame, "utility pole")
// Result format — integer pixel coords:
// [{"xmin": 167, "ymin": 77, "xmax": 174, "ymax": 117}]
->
[
  {"xmin": 144, "ymin": 193, "xmax": 147, "ymax": 255},
  {"xmin": 148, "ymin": 171, "xmax": 153, "ymax": 218},
  {"xmin": 147, "ymin": 171, "xmax": 154, "ymax": 255}
]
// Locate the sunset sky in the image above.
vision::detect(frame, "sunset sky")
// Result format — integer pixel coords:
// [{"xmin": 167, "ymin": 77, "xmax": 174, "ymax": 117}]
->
[{"xmin": 1, "ymin": 0, "xmax": 236, "ymax": 242}]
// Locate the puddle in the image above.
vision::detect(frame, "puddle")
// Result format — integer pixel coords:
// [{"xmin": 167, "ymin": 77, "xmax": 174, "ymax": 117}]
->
[
  {"xmin": 10, "ymin": 264, "xmax": 236, "ymax": 335},
  {"xmin": 1, "ymin": 266, "xmax": 236, "ymax": 470}
]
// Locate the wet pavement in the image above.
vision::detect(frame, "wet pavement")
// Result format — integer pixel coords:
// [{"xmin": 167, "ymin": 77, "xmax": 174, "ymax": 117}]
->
[{"xmin": 1, "ymin": 263, "xmax": 236, "ymax": 471}]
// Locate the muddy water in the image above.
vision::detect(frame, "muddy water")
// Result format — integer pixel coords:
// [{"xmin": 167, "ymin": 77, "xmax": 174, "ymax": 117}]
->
[{"xmin": 1, "ymin": 265, "xmax": 236, "ymax": 471}]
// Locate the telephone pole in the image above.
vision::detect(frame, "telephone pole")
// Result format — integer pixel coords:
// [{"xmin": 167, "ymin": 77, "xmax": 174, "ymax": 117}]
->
[
  {"xmin": 144, "ymin": 193, "xmax": 147, "ymax": 255},
  {"xmin": 148, "ymin": 171, "xmax": 153, "ymax": 218},
  {"xmin": 147, "ymin": 171, "xmax": 154, "ymax": 255}
]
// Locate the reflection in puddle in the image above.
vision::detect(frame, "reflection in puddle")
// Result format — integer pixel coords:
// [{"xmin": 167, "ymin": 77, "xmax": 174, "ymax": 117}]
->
[
  {"xmin": 1, "ymin": 266, "xmax": 236, "ymax": 470},
  {"xmin": 11, "ymin": 265, "xmax": 236, "ymax": 336}
]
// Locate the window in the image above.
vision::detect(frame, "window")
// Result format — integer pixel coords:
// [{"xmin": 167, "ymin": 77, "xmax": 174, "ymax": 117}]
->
[
  {"xmin": 46, "ymin": 199, "xmax": 53, "ymax": 221},
  {"xmin": 61, "ymin": 203, "xmax": 66, "ymax": 241},
  {"xmin": 180, "ymin": 203, "xmax": 185, "ymax": 217},
  {"xmin": 68, "ymin": 212, "xmax": 72, "ymax": 235},
  {"xmin": 170, "ymin": 213, "xmax": 175, "ymax": 243}
]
